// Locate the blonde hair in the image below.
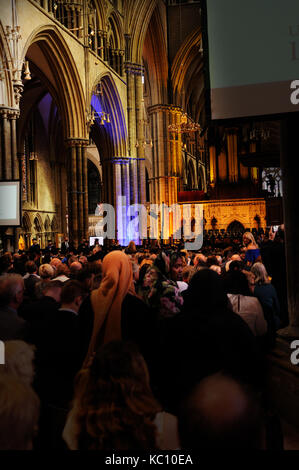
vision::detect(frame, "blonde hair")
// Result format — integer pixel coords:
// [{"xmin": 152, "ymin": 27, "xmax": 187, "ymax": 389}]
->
[
  {"xmin": 251, "ymin": 262, "xmax": 270, "ymax": 285},
  {"xmin": 243, "ymin": 232, "xmax": 257, "ymax": 247},
  {"xmin": 39, "ymin": 263, "xmax": 54, "ymax": 279},
  {"xmin": 0, "ymin": 341, "xmax": 35, "ymax": 386}
]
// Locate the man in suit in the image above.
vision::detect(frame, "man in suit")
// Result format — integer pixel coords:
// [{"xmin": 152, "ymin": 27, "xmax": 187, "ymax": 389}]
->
[
  {"xmin": 23, "ymin": 260, "xmax": 40, "ymax": 301},
  {"xmin": 60, "ymin": 236, "xmax": 69, "ymax": 255},
  {"xmin": 36, "ymin": 280, "xmax": 86, "ymax": 407},
  {"xmin": 29, "ymin": 238, "xmax": 40, "ymax": 256}
]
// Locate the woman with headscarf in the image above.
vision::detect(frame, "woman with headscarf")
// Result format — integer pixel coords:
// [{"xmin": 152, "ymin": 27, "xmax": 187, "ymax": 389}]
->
[{"xmin": 78, "ymin": 251, "xmax": 158, "ymax": 377}]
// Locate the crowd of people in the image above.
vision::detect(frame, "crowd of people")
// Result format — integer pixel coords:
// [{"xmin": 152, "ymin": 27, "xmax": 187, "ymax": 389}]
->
[{"xmin": 0, "ymin": 226, "xmax": 288, "ymax": 450}]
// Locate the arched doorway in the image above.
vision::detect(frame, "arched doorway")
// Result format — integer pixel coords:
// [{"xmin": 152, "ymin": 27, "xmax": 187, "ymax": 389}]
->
[{"xmin": 227, "ymin": 220, "xmax": 245, "ymax": 233}]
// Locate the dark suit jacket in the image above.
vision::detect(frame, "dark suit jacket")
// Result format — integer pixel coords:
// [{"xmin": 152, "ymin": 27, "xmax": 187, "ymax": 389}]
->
[{"xmin": 0, "ymin": 306, "xmax": 27, "ymax": 341}]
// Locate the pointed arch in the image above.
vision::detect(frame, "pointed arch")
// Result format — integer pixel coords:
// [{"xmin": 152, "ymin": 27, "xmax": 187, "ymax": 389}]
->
[
  {"xmin": 22, "ymin": 25, "xmax": 87, "ymax": 140},
  {"xmin": 90, "ymin": 72, "xmax": 127, "ymax": 157},
  {"xmin": 51, "ymin": 215, "xmax": 58, "ymax": 232},
  {"xmin": 22, "ymin": 212, "xmax": 32, "ymax": 232},
  {"xmin": 44, "ymin": 215, "xmax": 51, "ymax": 232},
  {"xmin": 33, "ymin": 213, "xmax": 43, "ymax": 233},
  {"xmin": 172, "ymin": 28, "xmax": 204, "ymax": 122},
  {"xmin": 107, "ymin": 11, "xmax": 125, "ymax": 50}
]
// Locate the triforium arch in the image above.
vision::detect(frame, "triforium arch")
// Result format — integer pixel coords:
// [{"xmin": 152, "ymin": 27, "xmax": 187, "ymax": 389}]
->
[{"xmin": 22, "ymin": 25, "xmax": 87, "ymax": 140}]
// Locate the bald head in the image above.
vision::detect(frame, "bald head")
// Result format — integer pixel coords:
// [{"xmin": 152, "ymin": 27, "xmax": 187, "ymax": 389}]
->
[{"xmin": 178, "ymin": 373, "xmax": 264, "ymax": 450}]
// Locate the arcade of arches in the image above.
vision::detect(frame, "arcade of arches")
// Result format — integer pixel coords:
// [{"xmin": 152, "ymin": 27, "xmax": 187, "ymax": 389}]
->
[{"xmin": 1, "ymin": 0, "xmax": 299, "ymax": 428}]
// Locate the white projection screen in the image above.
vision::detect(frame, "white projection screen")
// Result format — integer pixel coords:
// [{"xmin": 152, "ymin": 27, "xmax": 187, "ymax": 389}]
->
[
  {"xmin": 0, "ymin": 181, "xmax": 21, "ymax": 226},
  {"xmin": 203, "ymin": 0, "xmax": 299, "ymax": 120}
]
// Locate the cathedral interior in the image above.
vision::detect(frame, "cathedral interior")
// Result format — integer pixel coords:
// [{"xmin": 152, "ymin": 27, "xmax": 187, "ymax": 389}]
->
[{"xmin": 1, "ymin": 0, "xmax": 299, "ymax": 445}]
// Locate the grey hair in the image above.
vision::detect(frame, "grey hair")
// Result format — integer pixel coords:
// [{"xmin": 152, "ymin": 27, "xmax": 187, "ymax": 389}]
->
[
  {"xmin": 251, "ymin": 262, "xmax": 270, "ymax": 285},
  {"xmin": 0, "ymin": 274, "xmax": 24, "ymax": 306}
]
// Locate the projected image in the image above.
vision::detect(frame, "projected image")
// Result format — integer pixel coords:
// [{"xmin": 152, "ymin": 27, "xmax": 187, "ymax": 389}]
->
[
  {"xmin": 0, "ymin": 181, "xmax": 21, "ymax": 226},
  {"xmin": 204, "ymin": 0, "xmax": 299, "ymax": 119}
]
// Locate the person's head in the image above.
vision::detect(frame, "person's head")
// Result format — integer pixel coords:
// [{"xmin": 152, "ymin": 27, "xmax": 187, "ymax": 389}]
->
[
  {"xmin": 170, "ymin": 253, "xmax": 184, "ymax": 281},
  {"xmin": 69, "ymin": 261, "xmax": 83, "ymax": 278},
  {"xmin": 178, "ymin": 373, "xmax": 264, "ymax": 450},
  {"xmin": 182, "ymin": 266, "xmax": 195, "ymax": 284},
  {"xmin": 193, "ymin": 254, "xmax": 207, "ymax": 268},
  {"xmin": 126, "ymin": 240, "xmax": 137, "ymax": 254},
  {"xmin": 251, "ymin": 262, "xmax": 270, "ymax": 286},
  {"xmin": 0, "ymin": 274, "xmax": 24, "ymax": 309},
  {"xmin": 32, "ymin": 238, "xmax": 37, "ymax": 245},
  {"xmin": 153, "ymin": 252, "xmax": 170, "ymax": 277},
  {"xmin": 210, "ymin": 265, "xmax": 221, "ymax": 275},
  {"xmin": 79, "ymin": 256, "xmax": 88, "ymax": 266},
  {"xmin": 50, "ymin": 257, "xmax": 62, "ymax": 270},
  {"xmin": 243, "ymin": 232, "xmax": 257, "ymax": 247},
  {"xmin": 0, "ymin": 341, "xmax": 35, "ymax": 386},
  {"xmin": 38, "ymin": 263, "xmax": 54, "ymax": 280},
  {"xmin": 55, "ymin": 263, "xmax": 70, "ymax": 278},
  {"xmin": 224, "ymin": 270, "xmax": 251, "ymax": 296},
  {"xmin": 231, "ymin": 254, "xmax": 242, "ymax": 262},
  {"xmin": 40, "ymin": 280, "xmax": 63, "ymax": 302},
  {"xmin": 73, "ymin": 341, "xmax": 160, "ymax": 450},
  {"xmin": 0, "ymin": 374, "xmax": 39, "ymax": 450},
  {"xmin": 206, "ymin": 256, "xmax": 219, "ymax": 268},
  {"xmin": 60, "ymin": 280, "xmax": 86, "ymax": 312},
  {"xmin": 68, "ymin": 255, "xmax": 78, "ymax": 267},
  {"xmin": 143, "ymin": 265, "xmax": 159, "ymax": 288},
  {"xmin": 184, "ymin": 269, "xmax": 228, "ymax": 315},
  {"xmin": 25, "ymin": 260, "xmax": 38, "ymax": 275}
]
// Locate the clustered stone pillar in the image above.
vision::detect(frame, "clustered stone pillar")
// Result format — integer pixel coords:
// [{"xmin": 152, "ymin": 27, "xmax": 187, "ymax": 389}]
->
[
  {"xmin": 66, "ymin": 139, "xmax": 89, "ymax": 247},
  {"xmin": 148, "ymin": 105, "xmax": 182, "ymax": 208},
  {"xmin": 125, "ymin": 62, "xmax": 147, "ymax": 206},
  {"xmin": 0, "ymin": 108, "xmax": 20, "ymax": 251},
  {"xmin": 0, "ymin": 108, "xmax": 20, "ymax": 180}
]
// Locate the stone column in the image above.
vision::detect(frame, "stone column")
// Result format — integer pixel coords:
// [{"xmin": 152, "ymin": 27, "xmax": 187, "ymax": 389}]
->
[
  {"xmin": 278, "ymin": 115, "xmax": 299, "ymax": 338},
  {"xmin": 135, "ymin": 70, "xmax": 146, "ymax": 205},
  {"xmin": 125, "ymin": 62, "xmax": 138, "ymax": 204},
  {"xmin": 82, "ymin": 145, "xmax": 89, "ymax": 240},
  {"xmin": 113, "ymin": 159, "xmax": 123, "ymax": 244}
]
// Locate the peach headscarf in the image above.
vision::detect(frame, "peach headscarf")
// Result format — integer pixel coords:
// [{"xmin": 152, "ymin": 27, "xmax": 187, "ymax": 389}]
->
[{"xmin": 84, "ymin": 251, "xmax": 135, "ymax": 366}]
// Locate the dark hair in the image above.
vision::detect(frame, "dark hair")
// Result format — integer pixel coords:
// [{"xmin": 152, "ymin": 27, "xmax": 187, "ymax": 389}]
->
[
  {"xmin": 223, "ymin": 270, "xmax": 251, "ymax": 296},
  {"xmin": 184, "ymin": 269, "xmax": 228, "ymax": 315},
  {"xmin": 61, "ymin": 280, "xmax": 86, "ymax": 304},
  {"xmin": 73, "ymin": 341, "xmax": 160, "ymax": 450},
  {"xmin": 25, "ymin": 261, "xmax": 37, "ymax": 274}
]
